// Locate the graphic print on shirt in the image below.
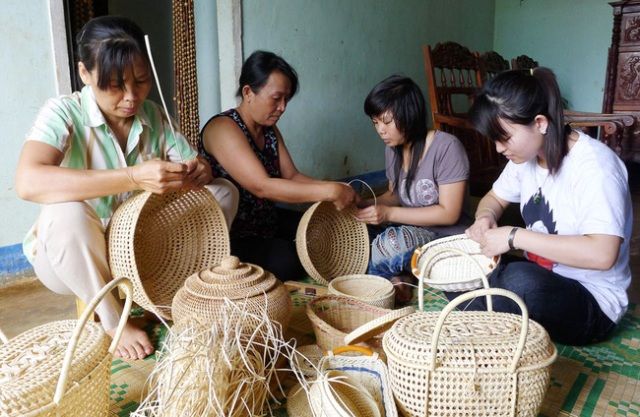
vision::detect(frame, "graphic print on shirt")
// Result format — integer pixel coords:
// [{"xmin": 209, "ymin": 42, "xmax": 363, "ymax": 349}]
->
[{"xmin": 522, "ymin": 192, "xmax": 557, "ymax": 270}]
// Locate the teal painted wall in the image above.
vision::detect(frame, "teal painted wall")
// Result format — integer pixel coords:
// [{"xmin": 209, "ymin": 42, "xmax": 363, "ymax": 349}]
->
[
  {"xmin": 242, "ymin": 0, "xmax": 495, "ymax": 180},
  {"xmin": 1, "ymin": 0, "xmax": 57, "ymax": 248},
  {"xmin": 494, "ymin": 0, "xmax": 613, "ymax": 111}
]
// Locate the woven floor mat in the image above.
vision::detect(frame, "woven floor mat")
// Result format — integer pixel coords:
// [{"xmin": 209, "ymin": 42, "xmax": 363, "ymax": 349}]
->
[{"xmin": 107, "ymin": 285, "xmax": 639, "ymax": 416}]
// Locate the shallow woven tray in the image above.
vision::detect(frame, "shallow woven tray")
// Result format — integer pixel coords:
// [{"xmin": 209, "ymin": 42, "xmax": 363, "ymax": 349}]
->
[
  {"xmin": 411, "ymin": 234, "xmax": 499, "ymax": 293},
  {"xmin": 296, "ymin": 201, "xmax": 369, "ymax": 285},
  {"xmin": 107, "ymin": 189, "xmax": 230, "ymax": 320},
  {"xmin": 328, "ymin": 274, "xmax": 395, "ymax": 309}
]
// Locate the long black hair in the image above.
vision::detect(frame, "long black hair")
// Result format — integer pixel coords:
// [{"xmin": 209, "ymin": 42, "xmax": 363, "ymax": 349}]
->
[
  {"xmin": 236, "ymin": 50, "xmax": 299, "ymax": 99},
  {"xmin": 76, "ymin": 16, "xmax": 150, "ymax": 91},
  {"xmin": 364, "ymin": 75, "xmax": 428, "ymax": 199},
  {"xmin": 469, "ymin": 68, "xmax": 570, "ymax": 173}
]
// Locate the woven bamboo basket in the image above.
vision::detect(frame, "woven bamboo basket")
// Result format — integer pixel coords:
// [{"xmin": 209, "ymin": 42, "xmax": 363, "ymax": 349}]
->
[
  {"xmin": 382, "ymin": 288, "xmax": 557, "ymax": 417},
  {"xmin": 306, "ymin": 295, "xmax": 395, "ymax": 353},
  {"xmin": 327, "ymin": 274, "xmax": 395, "ymax": 309},
  {"xmin": 411, "ymin": 234, "xmax": 499, "ymax": 292},
  {"xmin": 107, "ymin": 189, "xmax": 229, "ymax": 320},
  {"xmin": 0, "ymin": 278, "xmax": 133, "ymax": 417},
  {"xmin": 296, "ymin": 201, "xmax": 369, "ymax": 285},
  {"xmin": 171, "ymin": 255, "xmax": 292, "ymax": 330}
]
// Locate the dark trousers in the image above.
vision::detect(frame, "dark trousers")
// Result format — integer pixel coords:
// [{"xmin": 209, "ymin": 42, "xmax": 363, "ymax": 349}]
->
[
  {"xmin": 445, "ymin": 255, "xmax": 616, "ymax": 345},
  {"xmin": 230, "ymin": 207, "xmax": 306, "ymax": 282}
]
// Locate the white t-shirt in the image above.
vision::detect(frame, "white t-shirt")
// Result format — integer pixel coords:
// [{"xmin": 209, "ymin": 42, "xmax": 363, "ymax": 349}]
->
[{"xmin": 492, "ymin": 131, "xmax": 632, "ymax": 323}]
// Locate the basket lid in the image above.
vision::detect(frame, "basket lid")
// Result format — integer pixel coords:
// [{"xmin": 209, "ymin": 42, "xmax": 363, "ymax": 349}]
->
[
  {"xmin": 383, "ymin": 310, "xmax": 556, "ymax": 370},
  {"xmin": 0, "ymin": 320, "xmax": 108, "ymax": 415},
  {"xmin": 344, "ymin": 306, "xmax": 415, "ymax": 345},
  {"xmin": 182, "ymin": 256, "xmax": 278, "ymax": 299},
  {"xmin": 296, "ymin": 202, "xmax": 369, "ymax": 285}
]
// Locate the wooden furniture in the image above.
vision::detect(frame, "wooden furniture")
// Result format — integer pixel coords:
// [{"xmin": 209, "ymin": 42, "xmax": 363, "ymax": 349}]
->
[
  {"xmin": 511, "ymin": 54, "xmax": 539, "ymax": 71},
  {"xmin": 603, "ymin": 0, "xmax": 640, "ymax": 161},
  {"xmin": 423, "ymin": 42, "xmax": 504, "ymax": 196},
  {"xmin": 479, "ymin": 50, "xmax": 510, "ymax": 81}
]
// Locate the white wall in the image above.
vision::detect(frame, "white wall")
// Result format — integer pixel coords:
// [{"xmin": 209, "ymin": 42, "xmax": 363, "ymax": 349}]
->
[{"xmin": 1, "ymin": 0, "xmax": 58, "ymax": 247}]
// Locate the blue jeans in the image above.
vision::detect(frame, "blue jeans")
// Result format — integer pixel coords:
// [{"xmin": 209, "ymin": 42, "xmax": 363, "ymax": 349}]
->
[
  {"xmin": 367, "ymin": 225, "xmax": 436, "ymax": 279},
  {"xmin": 445, "ymin": 255, "xmax": 616, "ymax": 345}
]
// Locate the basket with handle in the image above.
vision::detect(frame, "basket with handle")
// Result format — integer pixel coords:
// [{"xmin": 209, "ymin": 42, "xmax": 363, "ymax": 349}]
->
[
  {"xmin": 327, "ymin": 274, "xmax": 395, "ymax": 309},
  {"xmin": 411, "ymin": 234, "xmax": 499, "ymax": 292},
  {"xmin": 296, "ymin": 201, "xmax": 369, "ymax": 285},
  {"xmin": 382, "ymin": 288, "xmax": 557, "ymax": 417},
  {"xmin": 306, "ymin": 295, "xmax": 395, "ymax": 353},
  {"xmin": 107, "ymin": 189, "xmax": 230, "ymax": 320},
  {"xmin": 0, "ymin": 277, "xmax": 133, "ymax": 417}
]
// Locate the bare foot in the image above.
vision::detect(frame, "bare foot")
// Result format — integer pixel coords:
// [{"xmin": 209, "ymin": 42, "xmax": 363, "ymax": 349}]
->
[
  {"xmin": 106, "ymin": 322, "xmax": 154, "ymax": 360},
  {"xmin": 390, "ymin": 275, "xmax": 416, "ymax": 305}
]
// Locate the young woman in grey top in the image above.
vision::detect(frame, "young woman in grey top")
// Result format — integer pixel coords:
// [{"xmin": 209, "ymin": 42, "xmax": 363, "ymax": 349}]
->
[{"xmin": 356, "ymin": 75, "xmax": 471, "ymax": 303}]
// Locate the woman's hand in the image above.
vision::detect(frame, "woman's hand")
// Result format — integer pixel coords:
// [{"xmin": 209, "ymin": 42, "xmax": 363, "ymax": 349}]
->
[
  {"xmin": 355, "ymin": 204, "xmax": 391, "ymax": 225},
  {"xmin": 478, "ymin": 226, "xmax": 512, "ymax": 257},
  {"xmin": 465, "ymin": 215, "xmax": 497, "ymax": 245},
  {"xmin": 331, "ymin": 183, "xmax": 359, "ymax": 211},
  {"xmin": 127, "ymin": 160, "xmax": 190, "ymax": 194},
  {"xmin": 183, "ymin": 157, "xmax": 213, "ymax": 189}
]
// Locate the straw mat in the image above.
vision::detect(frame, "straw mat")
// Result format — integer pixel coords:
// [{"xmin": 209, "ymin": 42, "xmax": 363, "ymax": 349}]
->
[{"xmin": 107, "ymin": 282, "xmax": 639, "ymax": 417}]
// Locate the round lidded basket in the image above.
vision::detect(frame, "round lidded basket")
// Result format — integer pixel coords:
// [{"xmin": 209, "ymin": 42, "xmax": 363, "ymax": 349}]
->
[
  {"xmin": 0, "ymin": 278, "xmax": 133, "ymax": 417},
  {"xmin": 108, "ymin": 189, "xmax": 230, "ymax": 320},
  {"xmin": 171, "ymin": 256, "xmax": 292, "ymax": 330},
  {"xmin": 327, "ymin": 274, "xmax": 395, "ymax": 309},
  {"xmin": 296, "ymin": 201, "xmax": 369, "ymax": 285},
  {"xmin": 411, "ymin": 234, "xmax": 499, "ymax": 292},
  {"xmin": 382, "ymin": 288, "xmax": 557, "ymax": 417}
]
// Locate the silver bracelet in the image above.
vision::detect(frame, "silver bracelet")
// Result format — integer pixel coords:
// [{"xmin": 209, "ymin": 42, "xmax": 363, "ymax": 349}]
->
[{"xmin": 508, "ymin": 227, "xmax": 519, "ymax": 250}]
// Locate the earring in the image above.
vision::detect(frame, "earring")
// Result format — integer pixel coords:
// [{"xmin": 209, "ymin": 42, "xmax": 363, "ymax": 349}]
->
[{"xmin": 541, "ymin": 130, "xmax": 547, "ymax": 135}]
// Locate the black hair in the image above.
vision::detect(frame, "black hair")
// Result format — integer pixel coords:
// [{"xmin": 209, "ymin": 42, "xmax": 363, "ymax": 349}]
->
[
  {"xmin": 469, "ymin": 67, "xmax": 570, "ymax": 173},
  {"xmin": 76, "ymin": 16, "xmax": 150, "ymax": 91},
  {"xmin": 364, "ymin": 75, "xmax": 428, "ymax": 199},
  {"xmin": 236, "ymin": 50, "xmax": 299, "ymax": 99}
]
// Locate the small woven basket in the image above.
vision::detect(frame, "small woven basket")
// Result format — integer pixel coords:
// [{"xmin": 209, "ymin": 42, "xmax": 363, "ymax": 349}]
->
[
  {"xmin": 382, "ymin": 288, "xmax": 557, "ymax": 417},
  {"xmin": 107, "ymin": 189, "xmax": 229, "ymax": 320},
  {"xmin": 411, "ymin": 234, "xmax": 499, "ymax": 292},
  {"xmin": 317, "ymin": 346, "xmax": 398, "ymax": 417},
  {"xmin": 296, "ymin": 201, "xmax": 369, "ymax": 285},
  {"xmin": 327, "ymin": 274, "xmax": 395, "ymax": 309},
  {"xmin": 171, "ymin": 255, "xmax": 292, "ymax": 330},
  {"xmin": 0, "ymin": 278, "xmax": 133, "ymax": 417},
  {"xmin": 306, "ymin": 295, "xmax": 392, "ymax": 353}
]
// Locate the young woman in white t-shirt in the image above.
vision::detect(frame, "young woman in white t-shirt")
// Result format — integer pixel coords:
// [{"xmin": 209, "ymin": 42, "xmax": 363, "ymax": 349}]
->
[{"xmin": 464, "ymin": 68, "xmax": 632, "ymax": 345}]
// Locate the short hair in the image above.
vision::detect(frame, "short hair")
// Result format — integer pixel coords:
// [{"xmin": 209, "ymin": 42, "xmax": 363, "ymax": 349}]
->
[
  {"xmin": 469, "ymin": 68, "xmax": 569, "ymax": 173},
  {"xmin": 236, "ymin": 50, "xmax": 299, "ymax": 99},
  {"xmin": 364, "ymin": 75, "xmax": 428, "ymax": 199},
  {"xmin": 76, "ymin": 16, "xmax": 150, "ymax": 91}
]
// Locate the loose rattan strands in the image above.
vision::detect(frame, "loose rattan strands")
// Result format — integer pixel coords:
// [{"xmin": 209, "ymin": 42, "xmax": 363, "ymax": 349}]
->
[
  {"xmin": 107, "ymin": 189, "xmax": 229, "ymax": 320},
  {"xmin": 296, "ymin": 202, "xmax": 369, "ymax": 285}
]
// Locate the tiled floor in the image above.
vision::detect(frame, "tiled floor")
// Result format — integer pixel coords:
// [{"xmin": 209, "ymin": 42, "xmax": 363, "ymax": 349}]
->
[{"xmin": 1, "ymin": 163, "xmax": 639, "ymax": 339}]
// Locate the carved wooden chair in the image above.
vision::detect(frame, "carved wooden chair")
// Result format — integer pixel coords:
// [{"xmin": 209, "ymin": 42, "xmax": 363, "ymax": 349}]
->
[
  {"xmin": 511, "ymin": 54, "xmax": 539, "ymax": 71},
  {"xmin": 423, "ymin": 42, "xmax": 505, "ymax": 196},
  {"xmin": 479, "ymin": 50, "xmax": 510, "ymax": 82}
]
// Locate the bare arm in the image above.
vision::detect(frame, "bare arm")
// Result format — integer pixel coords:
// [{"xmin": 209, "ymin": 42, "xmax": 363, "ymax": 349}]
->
[
  {"xmin": 15, "ymin": 141, "xmax": 192, "ymax": 203},
  {"xmin": 465, "ymin": 189, "xmax": 510, "ymax": 243},
  {"xmin": 203, "ymin": 119, "xmax": 357, "ymax": 209},
  {"xmin": 482, "ymin": 227, "xmax": 621, "ymax": 270},
  {"xmin": 356, "ymin": 180, "xmax": 466, "ymax": 226}
]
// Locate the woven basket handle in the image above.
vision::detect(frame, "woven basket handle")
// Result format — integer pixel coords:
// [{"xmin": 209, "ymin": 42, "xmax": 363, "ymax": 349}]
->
[
  {"xmin": 429, "ymin": 288, "xmax": 529, "ymax": 374},
  {"xmin": 416, "ymin": 246, "xmax": 492, "ymax": 311},
  {"xmin": 348, "ymin": 179, "xmax": 377, "ymax": 207},
  {"xmin": 331, "ymin": 345, "xmax": 375, "ymax": 356},
  {"xmin": 0, "ymin": 327, "xmax": 8, "ymax": 344},
  {"xmin": 53, "ymin": 277, "xmax": 134, "ymax": 404}
]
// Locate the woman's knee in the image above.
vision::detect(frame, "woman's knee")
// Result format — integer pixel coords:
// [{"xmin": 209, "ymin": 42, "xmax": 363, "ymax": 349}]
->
[{"xmin": 38, "ymin": 202, "xmax": 104, "ymax": 246}]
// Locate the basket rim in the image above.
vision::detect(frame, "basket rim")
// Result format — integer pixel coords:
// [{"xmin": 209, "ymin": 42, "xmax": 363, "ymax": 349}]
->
[{"xmin": 343, "ymin": 306, "xmax": 415, "ymax": 345}]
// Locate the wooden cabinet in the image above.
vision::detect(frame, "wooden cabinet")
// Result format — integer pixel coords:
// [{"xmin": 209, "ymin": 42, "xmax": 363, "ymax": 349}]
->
[{"xmin": 603, "ymin": 1, "xmax": 640, "ymax": 161}]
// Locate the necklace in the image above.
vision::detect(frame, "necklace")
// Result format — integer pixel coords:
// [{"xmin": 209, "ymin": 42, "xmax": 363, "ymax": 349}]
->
[{"xmin": 532, "ymin": 168, "xmax": 550, "ymax": 204}]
